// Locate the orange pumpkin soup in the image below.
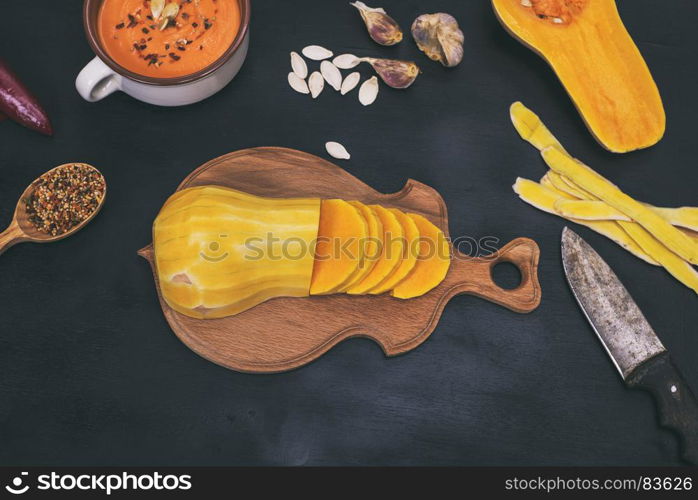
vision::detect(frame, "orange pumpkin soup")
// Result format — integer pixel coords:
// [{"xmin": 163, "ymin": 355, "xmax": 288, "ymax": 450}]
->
[{"xmin": 98, "ymin": 0, "xmax": 241, "ymax": 78}]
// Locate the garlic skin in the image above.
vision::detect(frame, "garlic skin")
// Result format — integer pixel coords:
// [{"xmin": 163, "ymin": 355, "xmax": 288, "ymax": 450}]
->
[
  {"xmin": 350, "ymin": 1, "xmax": 403, "ymax": 46},
  {"xmin": 360, "ymin": 58, "xmax": 420, "ymax": 89},
  {"xmin": 411, "ymin": 13, "xmax": 464, "ymax": 67}
]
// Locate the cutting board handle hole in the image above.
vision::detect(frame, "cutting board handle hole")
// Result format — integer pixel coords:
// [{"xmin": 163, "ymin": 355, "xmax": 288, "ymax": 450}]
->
[{"xmin": 491, "ymin": 261, "xmax": 522, "ymax": 290}]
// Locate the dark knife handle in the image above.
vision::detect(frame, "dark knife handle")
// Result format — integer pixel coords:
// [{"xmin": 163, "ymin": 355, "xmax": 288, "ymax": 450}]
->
[{"xmin": 627, "ymin": 353, "xmax": 698, "ymax": 464}]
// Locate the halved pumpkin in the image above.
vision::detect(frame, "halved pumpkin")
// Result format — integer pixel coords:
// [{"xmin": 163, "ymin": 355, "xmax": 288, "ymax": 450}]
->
[
  {"xmin": 310, "ymin": 199, "xmax": 368, "ymax": 295},
  {"xmin": 492, "ymin": 0, "xmax": 665, "ymax": 153},
  {"xmin": 392, "ymin": 214, "xmax": 451, "ymax": 299},
  {"xmin": 369, "ymin": 208, "xmax": 420, "ymax": 295},
  {"xmin": 346, "ymin": 205, "xmax": 404, "ymax": 295}
]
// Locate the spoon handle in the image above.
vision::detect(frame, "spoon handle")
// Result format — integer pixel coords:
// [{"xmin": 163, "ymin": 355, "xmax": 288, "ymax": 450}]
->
[{"xmin": 0, "ymin": 222, "xmax": 25, "ymax": 255}]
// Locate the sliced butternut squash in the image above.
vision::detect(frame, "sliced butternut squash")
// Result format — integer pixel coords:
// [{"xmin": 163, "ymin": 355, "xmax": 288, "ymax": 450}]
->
[
  {"xmin": 346, "ymin": 205, "xmax": 404, "ymax": 295},
  {"xmin": 153, "ymin": 186, "xmax": 321, "ymax": 319},
  {"xmin": 495, "ymin": 3, "xmax": 665, "ymax": 153},
  {"xmin": 392, "ymin": 214, "xmax": 451, "ymax": 299},
  {"xmin": 369, "ymin": 208, "xmax": 420, "ymax": 295},
  {"xmin": 310, "ymin": 199, "xmax": 368, "ymax": 295},
  {"xmin": 335, "ymin": 201, "xmax": 383, "ymax": 292}
]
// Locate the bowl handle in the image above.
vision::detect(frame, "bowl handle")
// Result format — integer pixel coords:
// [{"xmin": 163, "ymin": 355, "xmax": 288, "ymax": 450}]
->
[{"xmin": 76, "ymin": 57, "xmax": 121, "ymax": 102}]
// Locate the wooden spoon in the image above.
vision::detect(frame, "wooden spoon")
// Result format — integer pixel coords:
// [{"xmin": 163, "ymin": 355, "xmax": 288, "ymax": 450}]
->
[{"xmin": 0, "ymin": 162, "xmax": 106, "ymax": 255}]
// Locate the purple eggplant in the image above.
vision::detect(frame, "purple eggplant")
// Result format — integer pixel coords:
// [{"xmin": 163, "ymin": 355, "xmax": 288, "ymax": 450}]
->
[{"xmin": 0, "ymin": 58, "xmax": 52, "ymax": 136}]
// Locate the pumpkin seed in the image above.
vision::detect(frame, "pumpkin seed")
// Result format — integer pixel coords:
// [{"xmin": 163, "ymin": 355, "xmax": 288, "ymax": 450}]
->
[
  {"xmin": 333, "ymin": 54, "xmax": 360, "ymax": 69},
  {"xmin": 290, "ymin": 51, "xmax": 308, "ymax": 79},
  {"xmin": 302, "ymin": 45, "xmax": 334, "ymax": 61},
  {"xmin": 158, "ymin": 2, "xmax": 179, "ymax": 30},
  {"xmin": 359, "ymin": 76, "xmax": 379, "ymax": 106},
  {"xmin": 321, "ymin": 61, "xmax": 342, "ymax": 91},
  {"xmin": 309, "ymin": 71, "xmax": 325, "ymax": 98},
  {"xmin": 150, "ymin": 0, "xmax": 165, "ymax": 20},
  {"xmin": 288, "ymin": 72, "xmax": 310, "ymax": 94},
  {"xmin": 340, "ymin": 72, "xmax": 361, "ymax": 95},
  {"xmin": 326, "ymin": 141, "xmax": 351, "ymax": 160}
]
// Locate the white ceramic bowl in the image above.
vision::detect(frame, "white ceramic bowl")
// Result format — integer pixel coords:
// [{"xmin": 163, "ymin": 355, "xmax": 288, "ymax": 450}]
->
[{"xmin": 76, "ymin": 0, "xmax": 251, "ymax": 106}]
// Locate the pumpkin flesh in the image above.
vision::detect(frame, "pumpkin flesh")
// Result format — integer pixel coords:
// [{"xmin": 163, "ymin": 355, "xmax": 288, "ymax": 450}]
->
[
  {"xmin": 309, "ymin": 199, "xmax": 368, "ymax": 295},
  {"xmin": 391, "ymin": 214, "xmax": 451, "ymax": 299},
  {"xmin": 493, "ymin": 0, "xmax": 665, "ymax": 153},
  {"xmin": 346, "ymin": 205, "xmax": 404, "ymax": 295},
  {"xmin": 369, "ymin": 208, "xmax": 420, "ymax": 295},
  {"xmin": 336, "ymin": 201, "xmax": 383, "ymax": 292}
]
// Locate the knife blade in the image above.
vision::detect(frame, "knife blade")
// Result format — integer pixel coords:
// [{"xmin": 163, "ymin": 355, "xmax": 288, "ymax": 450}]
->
[{"xmin": 561, "ymin": 227, "xmax": 698, "ymax": 464}]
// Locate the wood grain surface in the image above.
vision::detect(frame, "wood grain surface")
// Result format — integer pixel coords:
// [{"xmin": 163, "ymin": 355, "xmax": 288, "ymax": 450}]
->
[{"xmin": 138, "ymin": 148, "xmax": 541, "ymax": 373}]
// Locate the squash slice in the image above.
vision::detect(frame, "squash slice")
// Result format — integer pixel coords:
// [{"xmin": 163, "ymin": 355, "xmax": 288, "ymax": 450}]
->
[
  {"xmin": 392, "ymin": 214, "xmax": 451, "ymax": 299},
  {"xmin": 336, "ymin": 201, "xmax": 383, "ymax": 292},
  {"xmin": 369, "ymin": 208, "xmax": 420, "ymax": 295},
  {"xmin": 346, "ymin": 205, "xmax": 404, "ymax": 295},
  {"xmin": 495, "ymin": 2, "xmax": 665, "ymax": 152},
  {"xmin": 310, "ymin": 199, "xmax": 368, "ymax": 295}
]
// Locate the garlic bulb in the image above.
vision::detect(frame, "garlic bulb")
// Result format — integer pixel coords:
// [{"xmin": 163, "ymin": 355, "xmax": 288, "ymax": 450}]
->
[{"xmin": 411, "ymin": 13, "xmax": 464, "ymax": 68}]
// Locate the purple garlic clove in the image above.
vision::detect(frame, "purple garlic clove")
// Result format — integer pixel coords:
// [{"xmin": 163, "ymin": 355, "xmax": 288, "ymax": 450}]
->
[
  {"xmin": 350, "ymin": 1, "xmax": 403, "ymax": 46},
  {"xmin": 360, "ymin": 58, "xmax": 420, "ymax": 89}
]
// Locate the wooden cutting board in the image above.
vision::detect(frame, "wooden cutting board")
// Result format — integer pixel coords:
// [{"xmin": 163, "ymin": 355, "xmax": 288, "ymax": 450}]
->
[{"xmin": 138, "ymin": 147, "xmax": 541, "ymax": 373}]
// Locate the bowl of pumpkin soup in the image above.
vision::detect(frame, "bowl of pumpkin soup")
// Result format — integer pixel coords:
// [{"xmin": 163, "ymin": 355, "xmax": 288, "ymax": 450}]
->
[{"xmin": 77, "ymin": 0, "xmax": 250, "ymax": 106}]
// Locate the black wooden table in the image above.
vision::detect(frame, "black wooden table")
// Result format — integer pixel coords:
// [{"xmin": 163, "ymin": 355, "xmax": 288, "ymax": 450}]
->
[{"xmin": 1, "ymin": 0, "xmax": 695, "ymax": 465}]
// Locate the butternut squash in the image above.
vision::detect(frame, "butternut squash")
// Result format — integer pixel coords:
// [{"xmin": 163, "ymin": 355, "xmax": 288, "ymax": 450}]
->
[
  {"xmin": 346, "ymin": 205, "xmax": 404, "ymax": 295},
  {"xmin": 310, "ymin": 199, "xmax": 368, "ymax": 295},
  {"xmin": 153, "ymin": 186, "xmax": 321, "ymax": 319},
  {"xmin": 153, "ymin": 187, "xmax": 455, "ymax": 319},
  {"xmin": 369, "ymin": 208, "xmax": 420, "ymax": 295},
  {"xmin": 392, "ymin": 214, "xmax": 451, "ymax": 299},
  {"xmin": 495, "ymin": 3, "xmax": 665, "ymax": 153}
]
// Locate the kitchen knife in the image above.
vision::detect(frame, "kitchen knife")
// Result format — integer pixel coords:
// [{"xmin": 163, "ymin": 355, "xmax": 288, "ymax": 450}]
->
[{"xmin": 561, "ymin": 227, "xmax": 698, "ymax": 464}]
